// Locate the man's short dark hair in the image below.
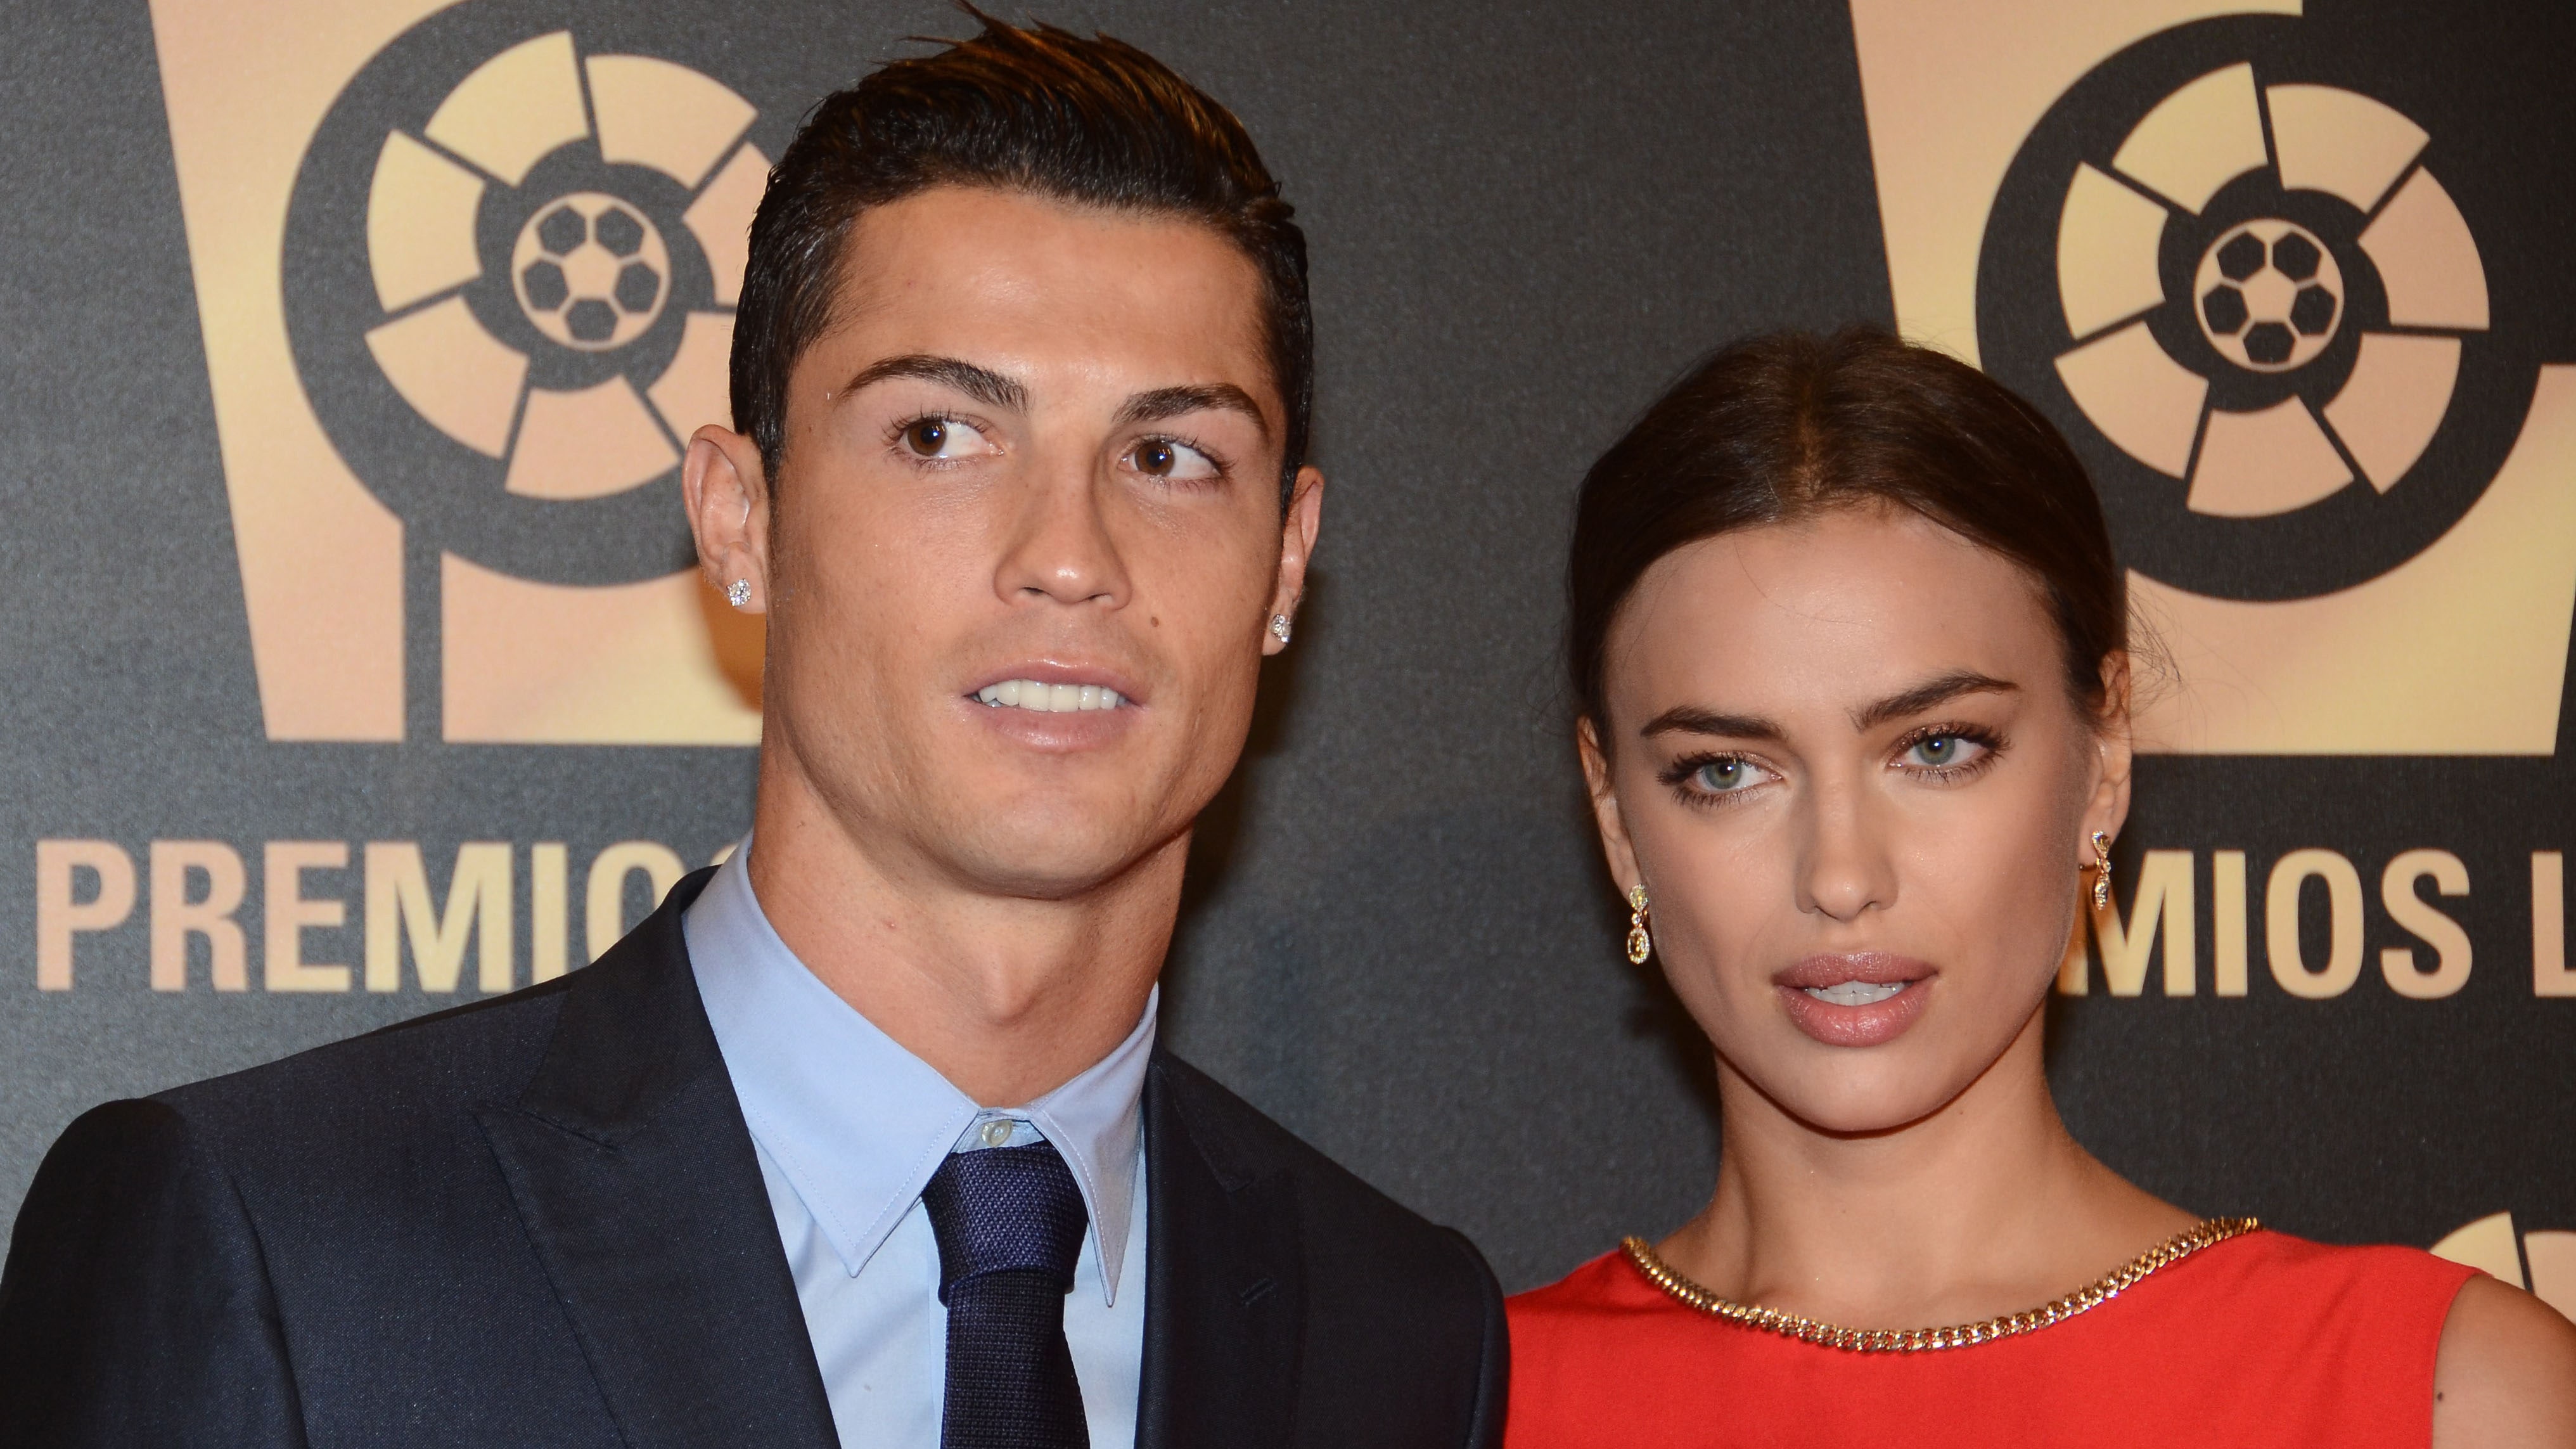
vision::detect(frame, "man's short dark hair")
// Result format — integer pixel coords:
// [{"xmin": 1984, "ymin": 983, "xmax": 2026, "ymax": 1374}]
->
[{"xmin": 731, "ymin": 11, "xmax": 1311, "ymax": 503}]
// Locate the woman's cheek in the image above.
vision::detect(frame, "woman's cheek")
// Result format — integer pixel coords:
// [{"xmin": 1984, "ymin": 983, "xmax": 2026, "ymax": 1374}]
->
[{"xmin": 1656, "ymin": 833, "xmax": 1783, "ymax": 1024}]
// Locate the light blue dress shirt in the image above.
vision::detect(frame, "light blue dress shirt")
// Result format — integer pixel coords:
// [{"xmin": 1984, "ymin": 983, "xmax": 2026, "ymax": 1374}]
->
[{"xmin": 685, "ymin": 843, "xmax": 1153, "ymax": 1448}]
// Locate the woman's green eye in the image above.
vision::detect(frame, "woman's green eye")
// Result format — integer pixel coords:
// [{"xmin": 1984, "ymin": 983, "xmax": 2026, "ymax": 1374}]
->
[
  {"xmin": 1695, "ymin": 759, "xmax": 1755, "ymax": 792},
  {"xmin": 1906, "ymin": 733, "xmax": 1986, "ymax": 770}
]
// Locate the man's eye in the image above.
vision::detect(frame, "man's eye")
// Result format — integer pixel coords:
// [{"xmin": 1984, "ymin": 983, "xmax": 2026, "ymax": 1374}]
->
[
  {"xmin": 1127, "ymin": 437, "xmax": 1219, "ymax": 481},
  {"xmin": 901, "ymin": 417, "xmax": 990, "ymax": 460}
]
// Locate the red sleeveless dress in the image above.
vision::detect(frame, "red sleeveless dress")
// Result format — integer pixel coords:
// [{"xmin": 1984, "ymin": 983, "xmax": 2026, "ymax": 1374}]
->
[{"xmin": 1506, "ymin": 1227, "xmax": 2477, "ymax": 1448}]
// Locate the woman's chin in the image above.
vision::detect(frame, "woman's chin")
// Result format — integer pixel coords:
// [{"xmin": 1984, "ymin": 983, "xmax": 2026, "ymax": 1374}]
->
[{"xmin": 1742, "ymin": 1046, "xmax": 1965, "ymax": 1138}]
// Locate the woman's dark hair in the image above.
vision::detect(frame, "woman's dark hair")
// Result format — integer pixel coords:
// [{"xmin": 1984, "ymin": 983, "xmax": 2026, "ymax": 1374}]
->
[
  {"xmin": 732, "ymin": 9, "xmax": 1310, "ymax": 503},
  {"xmin": 1567, "ymin": 328, "xmax": 2125, "ymax": 729}
]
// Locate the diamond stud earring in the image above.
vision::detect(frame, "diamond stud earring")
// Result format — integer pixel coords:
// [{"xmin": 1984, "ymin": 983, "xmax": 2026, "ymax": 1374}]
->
[
  {"xmin": 1269, "ymin": 614, "xmax": 1292, "ymax": 644},
  {"xmin": 727, "ymin": 579, "xmax": 752, "ymax": 609}
]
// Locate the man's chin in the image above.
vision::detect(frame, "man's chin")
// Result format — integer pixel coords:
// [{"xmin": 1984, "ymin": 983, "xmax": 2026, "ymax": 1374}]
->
[{"xmin": 937, "ymin": 811, "xmax": 1185, "ymax": 902}]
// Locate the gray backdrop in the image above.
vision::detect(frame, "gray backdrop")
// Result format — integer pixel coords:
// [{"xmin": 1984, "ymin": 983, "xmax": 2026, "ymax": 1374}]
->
[{"xmin": 4, "ymin": 0, "xmax": 2571, "ymax": 1299}]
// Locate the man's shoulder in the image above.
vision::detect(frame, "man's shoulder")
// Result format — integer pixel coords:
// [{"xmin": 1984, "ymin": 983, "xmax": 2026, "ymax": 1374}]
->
[
  {"xmin": 1148, "ymin": 1050, "xmax": 1493, "ymax": 1287},
  {"xmin": 144, "ymin": 976, "xmax": 575, "ymax": 1163},
  {"xmin": 1146, "ymin": 1052, "xmax": 1508, "ymax": 1446}
]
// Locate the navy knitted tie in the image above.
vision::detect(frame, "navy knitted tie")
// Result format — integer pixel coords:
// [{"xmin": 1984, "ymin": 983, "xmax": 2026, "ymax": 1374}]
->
[{"xmin": 920, "ymin": 1139, "xmax": 1091, "ymax": 1449}]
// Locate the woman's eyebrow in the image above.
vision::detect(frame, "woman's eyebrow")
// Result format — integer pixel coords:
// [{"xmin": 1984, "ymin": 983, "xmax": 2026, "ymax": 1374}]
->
[
  {"xmin": 1640, "ymin": 705, "xmax": 1783, "ymax": 743},
  {"xmin": 1638, "ymin": 671, "xmax": 2016, "ymax": 743},
  {"xmin": 1850, "ymin": 670, "xmax": 2018, "ymax": 731}
]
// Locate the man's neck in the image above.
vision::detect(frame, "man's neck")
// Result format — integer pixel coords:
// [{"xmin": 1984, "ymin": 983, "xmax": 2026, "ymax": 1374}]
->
[{"xmin": 744, "ymin": 768, "xmax": 1180, "ymax": 1109}]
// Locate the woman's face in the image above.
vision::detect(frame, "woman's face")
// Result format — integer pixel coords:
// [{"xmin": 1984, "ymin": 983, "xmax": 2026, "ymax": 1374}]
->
[{"xmin": 1582, "ymin": 506, "xmax": 2129, "ymax": 1135}]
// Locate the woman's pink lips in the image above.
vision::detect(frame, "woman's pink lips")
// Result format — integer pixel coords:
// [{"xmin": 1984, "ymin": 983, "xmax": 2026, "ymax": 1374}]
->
[{"xmin": 1773, "ymin": 953, "xmax": 1935, "ymax": 1048}]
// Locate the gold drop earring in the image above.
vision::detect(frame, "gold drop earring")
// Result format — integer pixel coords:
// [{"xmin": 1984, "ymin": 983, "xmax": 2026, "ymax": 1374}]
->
[
  {"xmin": 2090, "ymin": 830, "xmax": 2113, "ymax": 910},
  {"xmin": 1625, "ymin": 885, "xmax": 1653, "ymax": 965}
]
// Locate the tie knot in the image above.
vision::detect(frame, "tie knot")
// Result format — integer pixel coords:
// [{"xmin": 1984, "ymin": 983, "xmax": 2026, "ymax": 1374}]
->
[{"xmin": 921, "ymin": 1139, "xmax": 1089, "ymax": 1303}]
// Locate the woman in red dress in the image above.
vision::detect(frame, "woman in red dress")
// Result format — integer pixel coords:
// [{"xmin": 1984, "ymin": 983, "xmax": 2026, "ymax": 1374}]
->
[{"xmin": 1512, "ymin": 330, "xmax": 2576, "ymax": 1446}]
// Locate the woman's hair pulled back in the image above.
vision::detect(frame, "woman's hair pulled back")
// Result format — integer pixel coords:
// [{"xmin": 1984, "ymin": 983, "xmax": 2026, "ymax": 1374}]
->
[{"xmin": 1567, "ymin": 328, "xmax": 2126, "ymax": 729}]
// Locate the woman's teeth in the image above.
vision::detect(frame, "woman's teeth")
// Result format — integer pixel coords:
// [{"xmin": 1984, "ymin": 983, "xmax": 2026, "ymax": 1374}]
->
[
  {"xmin": 975, "ymin": 679, "xmax": 1126, "ymax": 712},
  {"xmin": 1805, "ymin": 979, "xmax": 1907, "ymax": 1007}
]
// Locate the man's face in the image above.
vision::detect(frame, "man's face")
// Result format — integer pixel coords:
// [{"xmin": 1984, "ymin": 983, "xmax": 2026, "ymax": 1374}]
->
[{"xmin": 693, "ymin": 184, "xmax": 1318, "ymax": 901}]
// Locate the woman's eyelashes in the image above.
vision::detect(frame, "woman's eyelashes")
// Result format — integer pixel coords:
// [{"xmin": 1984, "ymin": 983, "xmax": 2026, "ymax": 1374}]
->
[
  {"xmin": 1888, "ymin": 722, "xmax": 2005, "ymax": 780},
  {"xmin": 1659, "ymin": 752, "xmax": 1777, "ymax": 806},
  {"xmin": 1653, "ymin": 723, "xmax": 2006, "ymax": 807},
  {"xmin": 892, "ymin": 413, "xmax": 998, "ymax": 464},
  {"xmin": 1122, "ymin": 434, "xmax": 1226, "ymax": 484}
]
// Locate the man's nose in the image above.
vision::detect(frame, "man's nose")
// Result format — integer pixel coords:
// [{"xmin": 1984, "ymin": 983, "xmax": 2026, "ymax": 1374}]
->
[{"xmin": 995, "ymin": 462, "xmax": 1131, "ymax": 609}]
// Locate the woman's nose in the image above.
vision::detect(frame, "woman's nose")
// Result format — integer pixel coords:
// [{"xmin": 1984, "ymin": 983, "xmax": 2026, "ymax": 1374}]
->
[{"xmin": 1795, "ymin": 784, "xmax": 1897, "ymax": 922}]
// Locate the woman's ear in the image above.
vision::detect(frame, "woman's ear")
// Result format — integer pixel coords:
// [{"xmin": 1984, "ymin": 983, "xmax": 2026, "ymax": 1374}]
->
[
  {"xmin": 1579, "ymin": 716, "xmax": 1644, "ymax": 894},
  {"xmin": 2082, "ymin": 652, "xmax": 2136, "ymax": 863}
]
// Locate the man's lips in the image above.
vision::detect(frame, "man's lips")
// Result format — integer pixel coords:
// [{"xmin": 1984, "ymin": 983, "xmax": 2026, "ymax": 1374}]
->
[
  {"xmin": 1773, "ymin": 953, "xmax": 1935, "ymax": 1048},
  {"xmin": 964, "ymin": 662, "xmax": 1148, "ymax": 714}
]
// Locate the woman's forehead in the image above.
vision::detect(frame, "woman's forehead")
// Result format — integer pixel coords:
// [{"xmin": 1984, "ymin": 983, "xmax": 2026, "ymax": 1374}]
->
[{"xmin": 1612, "ymin": 512, "xmax": 2060, "ymax": 714}]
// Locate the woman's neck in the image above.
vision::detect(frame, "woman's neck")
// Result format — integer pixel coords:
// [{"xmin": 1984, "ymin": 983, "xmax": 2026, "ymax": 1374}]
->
[{"xmin": 1658, "ymin": 1009, "xmax": 2196, "ymax": 1331}]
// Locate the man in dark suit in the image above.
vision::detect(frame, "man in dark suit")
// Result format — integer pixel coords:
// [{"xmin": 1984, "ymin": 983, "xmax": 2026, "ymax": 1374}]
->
[{"xmin": 0, "ymin": 16, "xmax": 1505, "ymax": 1447}]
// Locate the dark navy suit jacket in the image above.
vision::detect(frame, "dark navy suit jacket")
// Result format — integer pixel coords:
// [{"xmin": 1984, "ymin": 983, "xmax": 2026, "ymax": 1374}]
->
[{"xmin": 0, "ymin": 870, "xmax": 1507, "ymax": 1447}]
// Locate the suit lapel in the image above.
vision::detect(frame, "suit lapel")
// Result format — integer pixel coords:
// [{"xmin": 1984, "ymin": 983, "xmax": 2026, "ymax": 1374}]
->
[
  {"xmin": 1135, "ymin": 1055, "xmax": 1304, "ymax": 1449},
  {"xmin": 476, "ymin": 870, "xmax": 838, "ymax": 1449}
]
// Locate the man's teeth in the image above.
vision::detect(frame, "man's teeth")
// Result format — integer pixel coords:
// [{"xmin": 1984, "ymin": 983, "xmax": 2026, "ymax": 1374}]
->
[
  {"xmin": 975, "ymin": 679, "xmax": 1127, "ymax": 712},
  {"xmin": 1805, "ymin": 979, "xmax": 1907, "ymax": 1007}
]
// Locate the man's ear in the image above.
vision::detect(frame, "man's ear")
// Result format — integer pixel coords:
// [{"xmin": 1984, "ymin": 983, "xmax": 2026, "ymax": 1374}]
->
[
  {"xmin": 1578, "ymin": 716, "xmax": 1644, "ymax": 896},
  {"xmin": 685, "ymin": 424, "xmax": 774, "ymax": 614},
  {"xmin": 1262, "ymin": 464, "xmax": 1325, "ymax": 656}
]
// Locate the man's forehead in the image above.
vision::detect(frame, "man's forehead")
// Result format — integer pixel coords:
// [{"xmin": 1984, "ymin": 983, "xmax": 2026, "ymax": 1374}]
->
[
  {"xmin": 841, "ymin": 188, "xmax": 1261, "ymax": 325},
  {"xmin": 812, "ymin": 185, "xmax": 1276, "ymax": 413}
]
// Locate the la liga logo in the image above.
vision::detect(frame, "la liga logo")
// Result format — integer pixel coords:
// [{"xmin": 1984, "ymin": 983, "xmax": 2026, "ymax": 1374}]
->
[
  {"xmin": 155, "ymin": 0, "xmax": 778, "ymax": 744},
  {"xmin": 1852, "ymin": 3, "xmax": 2576, "ymax": 756},
  {"xmin": 1983, "ymin": 38, "xmax": 2505, "ymax": 588}
]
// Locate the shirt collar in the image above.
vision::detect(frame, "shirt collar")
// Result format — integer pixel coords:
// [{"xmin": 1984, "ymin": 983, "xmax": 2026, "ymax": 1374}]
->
[{"xmin": 684, "ymin": 840, "xmax": 1155, "ymax": 1304}]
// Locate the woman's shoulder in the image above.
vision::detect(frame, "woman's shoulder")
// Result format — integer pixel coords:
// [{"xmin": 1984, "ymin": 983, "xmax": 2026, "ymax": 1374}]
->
[
  {"xmin": 2431, "ymin": 1273, "xmax": 2576, "ymax": 1446},
  {"xmin": 2216, "ymin": 1231, "xmax": 2576, "ymax": 1446},
  {"xmin": 1504, "ymin": 1246, "xmax": 1754, "ymax": 1448},
  {"xmin": 2177, "ymin": 1227, "xmax": 2476, "ymax": 1317},
  {"xmin": 1504, "ymin": 1244, "xmax": 1722, "ymax": 1374},
  {"xmin": 2134, "ymin": 1227, "xmax": 2475, "ymax": 1374},
  {"xmin": 1506, "ymin": 1247, "xmax": 1667, "ymax": 1326}
]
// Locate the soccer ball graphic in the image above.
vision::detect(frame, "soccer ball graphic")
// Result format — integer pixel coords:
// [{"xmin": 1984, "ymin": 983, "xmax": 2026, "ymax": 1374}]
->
[
  {"xmin": 2043, "ymin": 65, "xmax": 2487, "ymax": 520},
  {"xmin": 511, "ymin": 193, "xmax": 670, "ymax": 351},
  {"xmin": 347, "ymin": 31, "xmax": 767, "ymax": 508},
  {"xmin": 2196, "ymin": 219, "xmax": 2342, "ymax": 372}
]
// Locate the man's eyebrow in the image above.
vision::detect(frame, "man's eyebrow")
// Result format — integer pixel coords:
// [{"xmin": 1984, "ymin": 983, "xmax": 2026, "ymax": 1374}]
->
[
  {"xmin": 1640, "ymin": 705, "xmax": 1785, "ymax": 743},
  {"xmin": 1850, "ymin": 670, "xmax": 2020, "ymax": 731},
  {"xmin": 1112, "ymin": 383, "xmax": 1271, "ymax": 438},
  {"xmin": 842, "ymin": 354, "xmax": 1027, "ymax": 411}
]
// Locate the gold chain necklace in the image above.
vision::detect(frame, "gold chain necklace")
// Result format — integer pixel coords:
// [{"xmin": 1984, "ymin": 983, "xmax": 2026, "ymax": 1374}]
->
[{"xmin": 1621, "ymin": 1216, "xmax": 2260, "ymax": 1353}]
